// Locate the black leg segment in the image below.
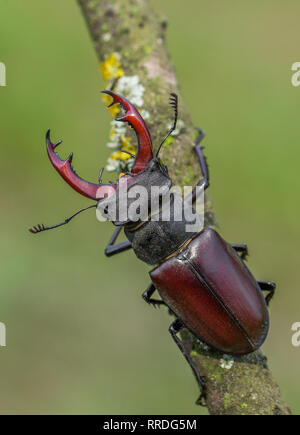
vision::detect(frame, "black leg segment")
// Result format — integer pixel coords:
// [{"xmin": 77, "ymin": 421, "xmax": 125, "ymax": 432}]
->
[
  {"xmin": 105, "ymin": 226, "xmax": 132, "ymax": 257},
  {"xmin": 231, "ymin": 243, "xmax": 248, "ymax": 260},
  {"xmin": 142, "ymin": 283, "xmax": 166, "ymax": 307},
  {"xmin": 188, "ymin": 128, "xmax": 210, "ymax": 203},
  {"xmin": 257, "ymin": 280, "xmax": 276, "ymax": 305},
  {"xmin": 169, "ymin": 318, "xmax": 206, "ymax": 405}
]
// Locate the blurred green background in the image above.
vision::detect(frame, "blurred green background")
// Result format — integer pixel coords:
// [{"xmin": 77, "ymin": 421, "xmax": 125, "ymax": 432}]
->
[{"xmin": 0, "ymin": 0, "xmax": 299, "ymax": 414}]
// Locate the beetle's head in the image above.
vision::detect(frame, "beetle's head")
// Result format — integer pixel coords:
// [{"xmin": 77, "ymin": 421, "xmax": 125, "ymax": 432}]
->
[
  {"xmin": 45, "ymin": 90, "xmax": 176, "ymax": 227},
  {"xmin": 97, "ymin": 156, "xmax": 172, "ymax": 226}
]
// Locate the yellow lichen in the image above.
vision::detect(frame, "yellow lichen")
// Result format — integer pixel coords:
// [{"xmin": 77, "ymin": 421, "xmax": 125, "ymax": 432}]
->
[
  {"xmin": 100, "ymin": 53, "xmax": 125, "ymax": 117},
  {"xmin": 111, "ymin": 150, "xmax": 130, "ymax": 161},
  {"xmin": 111, "ymin": 139, "xmax": 135, "ymax": 162},
  {"xmin": 100, "ymin": 53, "xmax": 124, "ymax": 82},
  {"xmin": 102, "ymin": 93, "xmax": 120, "ymax": 117},
  {"xmin": 120, "ymin": 135, "xmax": 135, "ymax": 152}
]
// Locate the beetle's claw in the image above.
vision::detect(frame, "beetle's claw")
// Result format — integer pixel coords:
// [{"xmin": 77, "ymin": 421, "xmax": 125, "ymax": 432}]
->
[
  {"xmin": 241, "ymin": 249, "xmax": 249, "ymax": 261},
  {"xmin": 102, "ymin": 90, "xmax": 127, "ymax": 121},
  {"xmin": 195, "ymin": 392, "xmax": 207, "ymax": 407},
  {"xmin": 67, "ymin": 152, "xmax": 73, "ymax": 163},
  {"xmin": 106, "ymin": 100, "xmax": 116, "ymax": 108},
  {"xmin": 46, "ymin": 129, "xmax": 62, "ymax": 150},
  {"xmin": 195, "ymin": 380, "xmax": 207, "ymax": 407},
  {"xmin": 46, "ymin": 129, "xmax": 73, "ymax": 172}
]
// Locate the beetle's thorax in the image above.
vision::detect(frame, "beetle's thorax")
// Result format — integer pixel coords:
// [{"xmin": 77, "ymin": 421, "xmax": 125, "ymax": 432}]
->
[
  {"xmin": 124, "ymin": 193, "xmax": 199, "ymax": 265},
  {"xmin": 97, "ymin": 157, "xmax": 200, "ymax": 265}
]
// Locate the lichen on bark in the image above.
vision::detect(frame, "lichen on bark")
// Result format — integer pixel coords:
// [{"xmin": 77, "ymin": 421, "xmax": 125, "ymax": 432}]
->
[
  {"xmin": 78, "ymin": 0, "xmax": 209, "ymax": 193},
  {"xmin": 77, "ymin": 0, "xmax": 291, "ymax": 415}
]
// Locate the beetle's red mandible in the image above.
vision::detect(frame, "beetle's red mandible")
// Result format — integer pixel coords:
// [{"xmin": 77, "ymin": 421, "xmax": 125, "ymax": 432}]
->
[
  {"xmin": 46, "ymin": 129, "xmax": 117, "ymax": 201},
  {"xmin": 102, "ymin": 90, "xmax": 153, "ymax": 174}
]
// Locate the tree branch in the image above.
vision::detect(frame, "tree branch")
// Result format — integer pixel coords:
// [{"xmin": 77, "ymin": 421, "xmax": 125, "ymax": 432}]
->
[{"xmin": 77, "ymin": 0, "xmax": 291, "ymax": 415}]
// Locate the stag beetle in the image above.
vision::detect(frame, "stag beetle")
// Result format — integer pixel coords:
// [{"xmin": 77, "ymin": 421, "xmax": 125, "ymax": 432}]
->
[{"xmin": 30, "ymin": 90, "xmax": 275, "ymax": 400}]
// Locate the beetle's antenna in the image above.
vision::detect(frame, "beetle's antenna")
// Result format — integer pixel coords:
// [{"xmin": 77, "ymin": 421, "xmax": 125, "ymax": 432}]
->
[
  {"xmin": 156, "ymin": 93, "xmax": 178, "ymax": 157},
  {"xmin": 29, "ymin": 204, "xmax": 97, "ymax": 234}
]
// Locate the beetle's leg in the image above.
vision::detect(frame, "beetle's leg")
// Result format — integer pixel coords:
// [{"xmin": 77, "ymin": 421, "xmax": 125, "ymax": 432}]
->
[
  {"xmin": 105, "ymin": 227, "xmax": 132, "ymax": 257},
  {"xmin": 169, "ymin": 318, "xmax": 207, "ymax": 406},
  {"xmin": 257, "ymin": 281, "xmax": 276, "ymax": 306},
  {"xmin": 231, "ymin": 243, "xmax": 248, "ymax": 260},
  {"xmin": 186, "ymin": 128, "xmax": 210, "ymax": 203},
  {"xmin": 142, "ymin": 283, "xmax": 166, "ymax": 308}
]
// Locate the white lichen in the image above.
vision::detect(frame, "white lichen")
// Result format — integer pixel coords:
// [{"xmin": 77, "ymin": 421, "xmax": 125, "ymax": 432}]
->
[
  {"xmin": 102, "ymin": 33, "xmax": 112, "ymax": 42},
  {"xmin": 106, "ymin": 157, "xmax": 120, "ymax": 172},
  {"xmin": 100, "ymin": 59, "xmax": 148, "ymax": 173},
  {"xmin": 140, "ymin": 109, "xmax": 150, "ymax": 120},
  {"xmin": 104, "ymin": 74, "xmax": 148, "ymax": 172},
  {"xmin": 220, "ymin": 354, "xmax": 234, "ymax": 370},
  {"xmin": 116, "ymin": 75, "xmax": 145, "ymax": 107}
]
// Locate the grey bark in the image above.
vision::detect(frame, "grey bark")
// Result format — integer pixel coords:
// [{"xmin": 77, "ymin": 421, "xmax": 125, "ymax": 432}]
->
[{"xmin": 77, "ymin": 0, "xmax": 292, "ymax": 415}]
